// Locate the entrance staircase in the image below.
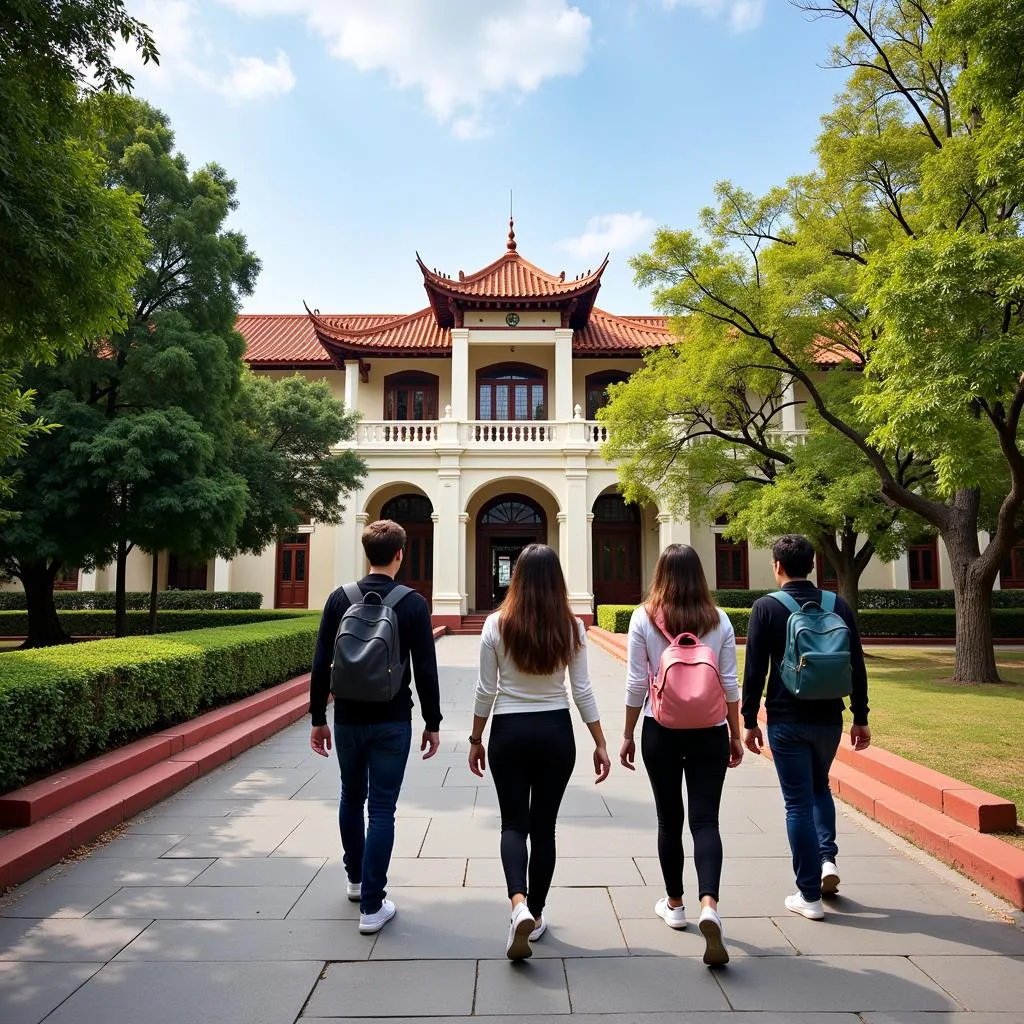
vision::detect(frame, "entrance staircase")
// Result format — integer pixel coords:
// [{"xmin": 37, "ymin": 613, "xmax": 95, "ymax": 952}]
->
[{"xmin": 448, "ymin": 613, "xmax": 488, "ymax": 636}]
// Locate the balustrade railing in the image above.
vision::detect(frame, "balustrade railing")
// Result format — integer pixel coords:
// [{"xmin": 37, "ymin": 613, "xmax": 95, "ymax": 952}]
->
[
  {"xmin": 461, "ymin": 421, "xmax": 558, "ymax": 445},
  {"xmin": 357, "ymin": 421, "xmax": 440, "ymax": 444}
]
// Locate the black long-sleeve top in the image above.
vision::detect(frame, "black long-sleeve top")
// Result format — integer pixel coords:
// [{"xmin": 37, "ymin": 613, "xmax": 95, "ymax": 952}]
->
[
  {"xmin": 309, "ymin": 574, "xmax": 442, "ymax": 731},
  {"xmin": 741, "ymin": 580, "xmax": 869, "ymax": 729}
]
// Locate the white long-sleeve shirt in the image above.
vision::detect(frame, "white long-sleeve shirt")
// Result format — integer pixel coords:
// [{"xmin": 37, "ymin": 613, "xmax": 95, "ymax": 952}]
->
[
  {"xmin": 473, "ymin": 612, "xmax": 601, "ymax": 723},
  {"xmin": 624, "ymin": 605, "xmax": 740, "ymax": 718}
]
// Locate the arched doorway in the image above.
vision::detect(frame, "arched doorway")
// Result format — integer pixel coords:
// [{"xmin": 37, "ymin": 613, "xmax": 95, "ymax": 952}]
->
[
  {"xmin": 381, "ymin": 494, "xmax": 434, "ymax": 605},
  {"xmin": 475, "ymin": 495, "xmax": 546, "ymax": 611},
  {"xmin": 592, "ymin": 494, "xmax": 642, "ymax": 610}
]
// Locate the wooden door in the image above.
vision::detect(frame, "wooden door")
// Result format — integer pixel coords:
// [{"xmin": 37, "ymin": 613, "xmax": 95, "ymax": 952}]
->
[
  {"xmin": 592, "ymin": 528, "xmax": 642, "ymax": 607},
  {"xmin": 275, "ymin": 532, "xmax": 310, "ymax": 608}
]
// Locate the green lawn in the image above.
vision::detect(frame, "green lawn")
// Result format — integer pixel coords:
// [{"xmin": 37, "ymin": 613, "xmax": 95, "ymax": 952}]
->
[{"xmin": 736, "ymin": 647, "xmax": 1024, "ymax": 814}]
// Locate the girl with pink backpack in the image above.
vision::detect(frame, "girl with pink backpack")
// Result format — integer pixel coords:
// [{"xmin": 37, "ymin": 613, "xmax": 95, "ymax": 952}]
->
[{"xmin": 620, "ymin": 544, "xmax": 743, "ymax": 966}]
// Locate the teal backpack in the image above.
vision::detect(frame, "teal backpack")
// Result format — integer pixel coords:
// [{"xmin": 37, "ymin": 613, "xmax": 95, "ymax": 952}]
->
[{"xmin": 769, "ymin": 590, "xmax": 852, "ymax": 700}]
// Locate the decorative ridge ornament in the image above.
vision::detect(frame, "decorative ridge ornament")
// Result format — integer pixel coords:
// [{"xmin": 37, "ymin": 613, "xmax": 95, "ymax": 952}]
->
[{"xmin": 507, "ymin": 216, "xmax": 517, "ymax": 252}]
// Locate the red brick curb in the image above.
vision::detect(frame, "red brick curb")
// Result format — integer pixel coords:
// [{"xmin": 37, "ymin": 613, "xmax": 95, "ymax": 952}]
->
[{"xmin": 585, "ymin": 625, "xmax": 1024, "ymax": 908}]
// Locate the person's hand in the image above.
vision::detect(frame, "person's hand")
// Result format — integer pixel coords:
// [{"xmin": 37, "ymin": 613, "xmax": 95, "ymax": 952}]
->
[
  {"xmin": 468, "ymin": 742, "xmax": 486, "ymax": 777},
  {"xmin": 593, "ymin": 745, "xmax": 611, "ymax": 784},
  {"xmin": 728, "ymin": 735, "xmax": 744, "ymax": 768},
  {"xmin": 619, "ymin": 736, "xmax": 636, "ymax": 771},
  {"xmin": 310, "ymin": 725, "xmax": 332, "ymax": 757},
  {"xmin": 744, "ymin": 726, "xmax": 764, "ymax": 755},
  {"xmin": 850, "ymin": 724, "xmax": 872, "ymax": 751},
  {"xmin": 420, "ymin": 731, "xmax": 440, "ymax": 760}
]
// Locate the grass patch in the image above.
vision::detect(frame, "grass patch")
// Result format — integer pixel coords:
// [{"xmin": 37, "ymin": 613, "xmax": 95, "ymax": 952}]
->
[{"xmin": 736, "ymin": 647, "xmax": 1024, "ymax": 814}]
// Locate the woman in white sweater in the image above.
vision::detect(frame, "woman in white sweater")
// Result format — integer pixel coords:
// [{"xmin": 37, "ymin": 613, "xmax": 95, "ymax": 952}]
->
[
  {"xmin": 469, "ymin": 544, "xmax": 611, "ymax": 961},
  {"xmin": 620, "ymin": 544, "xmax": 743, "ymax": 966}
]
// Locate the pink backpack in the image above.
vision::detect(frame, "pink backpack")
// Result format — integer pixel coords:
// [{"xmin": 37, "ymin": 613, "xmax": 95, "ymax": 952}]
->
[{"xmin": 649, "ymin": 615, "xmax": 727, "ymax": 730}]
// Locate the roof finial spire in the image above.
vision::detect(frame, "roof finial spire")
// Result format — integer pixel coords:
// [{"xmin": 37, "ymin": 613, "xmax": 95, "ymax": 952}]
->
[{"xmin": 507, "ymin": 189, "xmax": 516, "ymax": 251}]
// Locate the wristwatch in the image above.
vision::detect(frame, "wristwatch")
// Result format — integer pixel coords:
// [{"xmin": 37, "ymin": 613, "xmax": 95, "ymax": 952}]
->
[{"xmin": 468, "ymin": 735, "xmax": 483, "ymax": 745}]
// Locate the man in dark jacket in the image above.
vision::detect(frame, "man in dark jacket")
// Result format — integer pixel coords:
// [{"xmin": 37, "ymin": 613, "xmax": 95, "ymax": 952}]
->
[
  {"xmin": 742, "ymin": 534, "xmax": 870, "ymax": 921},
  {"xmin": 309, "ymin": 519, "xmax": 442, "ymax": 935}
]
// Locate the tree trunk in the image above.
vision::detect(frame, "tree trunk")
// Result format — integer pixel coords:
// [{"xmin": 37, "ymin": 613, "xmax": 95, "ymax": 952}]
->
[
  {"xmin": 20, "ymin": 559, "xmax": 70, "ymax": 648},
  {"xmin": 944, "ymin": 513, "xmax": 1000, "ymax": 683},
  {"xmin": 833, "ymin": 565, "xmax": 860, "ymax": 615},
  {"xmin": 114, "ymin": 537, "xmax": 129, "ymax": 638},
  {"xmin": 148, "ymin": 551, "xmax": 159, "ymax": 634}
]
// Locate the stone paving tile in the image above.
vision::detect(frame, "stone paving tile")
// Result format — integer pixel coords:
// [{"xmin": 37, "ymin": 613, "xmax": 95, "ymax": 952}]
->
[
  {"xmin": 862, "ymin": 1015, "xmax": 1023, "ymax": 1023},
  {"xmin": 190, "ymin": 856, "xmax": 326, "ymax": 887},
  {"xmin": 418, "ymin": 815, "xmax": 504, "ymax": 857},
  {"xmin": 610, "ymin": 884, "xmax": 799, "ymax": 921},
  {"xmin": 86, "ymin": 885, "xmax": 304, "ymax": 920},
  {"xmin": 162, "ymin": 817, "xmax": 303, "ymax": 858},
  {"xmin": 909, "ymin": 955, "xmax": 1024, "ymax": 1012},
  {"xmin": 113, "ymin": 918, "xmax": 375, "ymax": 962},
  {"xmin": 474, "ymin": 957, "xmax": 571, "ymax": 1015},
  {"xmin": 0, "ymin": 918, "xmax": 151, "ymax": 961},
  {"xmin": 15, "ymin": 857, "xmax": 214, "ymax": 888},
  {"xmin": 303, "ymin": 1017, "xmax": 860, "ymax": 1024},
  {"xmin": 89, "ymin": 833, "xmax": 187, "ymax": 858},
  {"xmin": 0, "ymin": 961, "xmax": 102, "ymax": 1024},
  {"xmin": 272, "ymin": 816, "xmax": 427, "ymax": 858},
  {"xmin": 0, "ymin": 883, "xmax": 124, "ymax": 919},
  {"xmin": 303, "ymin": 960, "xmax": 476, "ymax": 1017},
  {"xmin": 714, "ymin": 954, "xmax": 959, "ymax": 1012},
  {"xmin": 774, "ymin": 906, "xmax": 1024, "ymax": 956},
  {"xmin": 43, "ymin": 960, "xmax": 323, "ymax": 1024},
  {"xmin": 621, "ymin": 914, "xmax": 795, "ymax": 957},
  {"xmin": 564, "ymin": 956, "xmax": 730, "ymax": 1012},
  {"xmin": 514, "ymin": 887, "xmax": 628, "ymax": 959},
  {"xmin": 465, "ymin": 856, "xmax": 645, "ymax": 887}
]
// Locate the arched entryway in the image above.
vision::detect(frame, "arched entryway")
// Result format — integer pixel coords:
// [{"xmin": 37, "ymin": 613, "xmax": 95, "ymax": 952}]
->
[
  {"xmin": 475, "ymin": 495, "xmax": 546, "ymax": 611},
  {"xmin": 592, "ymin": 494, "xmax": 642, "ymax": 610},
  {"xmin": 381, "ymin": 494, "xmax": 434, "ymax": 605}
]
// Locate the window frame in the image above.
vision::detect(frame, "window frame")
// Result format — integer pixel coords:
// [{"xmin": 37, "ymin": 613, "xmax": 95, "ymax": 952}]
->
[
  {"xmin": 908, "ymin": 536, "xmax": 940, "ymax": 590},
  {"xmin": 476, "ymin": 362, "xmax": 548, "ymax": 421},
  {"xmin": 383, "ymin": 371, "xmax": 439, "ymax": 422},
  {"xmin": 714, "ymin": 533, "xmax": 749, "ymax": 589},
  {"xmin": 584, "ymin": 371, "xmax": 630, "ymax": 420}
]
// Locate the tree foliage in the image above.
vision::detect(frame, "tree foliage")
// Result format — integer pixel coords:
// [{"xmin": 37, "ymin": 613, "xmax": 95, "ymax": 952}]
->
[{"xmin": 622, "ymin": 0, "xmax": 1024, "ymax": 680}]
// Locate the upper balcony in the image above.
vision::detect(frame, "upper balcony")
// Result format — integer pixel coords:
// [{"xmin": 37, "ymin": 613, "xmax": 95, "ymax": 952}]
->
[{"xmin": 347, "ymin": 418, "xmax": 612, "ymax": 452}]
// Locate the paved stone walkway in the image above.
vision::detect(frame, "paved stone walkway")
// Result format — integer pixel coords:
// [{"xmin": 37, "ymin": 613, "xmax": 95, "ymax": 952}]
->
[{"xmin": 1, "ymin": 636, "xmax": 1023, "ymax": 1023}]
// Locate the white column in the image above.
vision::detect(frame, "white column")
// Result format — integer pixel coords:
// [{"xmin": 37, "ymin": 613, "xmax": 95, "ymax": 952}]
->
[
  {"xmin": 781, "ymin": 378, "xmax": 798, "ymax": 432},
  {"xmin": 458, "ymin": 512, "xmax": 469, "ymax": 612},
  {"xmin": 344, "ymin": 359, "xmax": 360, "ymax": 414},
  {"xmin": 333, "ymin": 511, "xmax": 362, "ymax": 587},
  {"xmin": 79, "ymin": 569, "xmax": 98, "ymax": 592},
  {"xmin": 431, "ymin": 468, "xmax": 464, "ymax": 624},
  {"xmin": 212, "ymin": 557, "xmax": 230, "ymax": 592},
  {"xmin": 450, "ymin": 328, "xmax": 469, "ymax": 421},
  {"xmin": 557, "ymin": 511, "xmax": 568, "ymax": 563},
  {"xmin": 586, "ymin": 512, "xmax": 595, "ymax": 602},
  {"xmin": 563, "ymin": 467, "xmax": 592, "ymax": 618},
  {"xmin": 892, "ymin": 552, "xmax": 910, "ymax": 589},
  {"xmin": 352, "ymin": 512, "xmax": 369, "ymax": 581},
  {"xmin": 554, "ymin": 328, "xmax": 573, "ymax": 422},
  {"xmin": 657, "ymin": 512, "xmax": 673, "ymax": 554}
]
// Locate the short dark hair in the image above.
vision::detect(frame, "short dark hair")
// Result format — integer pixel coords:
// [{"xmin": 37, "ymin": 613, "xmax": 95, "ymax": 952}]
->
[
  {"xmin": 362, "ymin": 519, "xmax": 406, "ymax": 567},
  {"xmin": 772, "ymin": 534, "xmax": 815, "ymax": 578}
]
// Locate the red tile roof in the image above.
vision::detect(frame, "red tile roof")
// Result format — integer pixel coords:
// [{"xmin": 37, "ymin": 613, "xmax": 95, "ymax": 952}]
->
[
  {"xmin": 575, "ymin": 309, "xmax": 671, "ymax": 353},
  {"xmin": 417, "ymin": 250, "xmax": 608, "ymax": 299},
  {"xmin": 236, "ymin": 314, "xmax": 332, "ymax": 367},
  {"xmin": 310, "ymin": 308, "xmax": 450, "ymax": 358}
]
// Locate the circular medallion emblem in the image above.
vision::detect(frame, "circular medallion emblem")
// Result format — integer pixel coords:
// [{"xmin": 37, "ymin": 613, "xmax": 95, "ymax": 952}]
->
[{"xmin": 505, "ymin": 312, "xmax": 520, "ymax": 327}]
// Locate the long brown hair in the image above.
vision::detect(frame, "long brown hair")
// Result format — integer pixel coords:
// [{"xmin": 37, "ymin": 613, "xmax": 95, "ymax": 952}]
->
[
  {"xmin": 498, "ymin": 543, "xmax": 583, "ymax": 675},
  {"xmin": 646, "ymin": 543, "xmax": 720, "ymax": 639}
]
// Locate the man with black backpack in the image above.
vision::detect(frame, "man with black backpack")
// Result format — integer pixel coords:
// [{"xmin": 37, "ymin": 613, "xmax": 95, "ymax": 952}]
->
[
  {"xmin": 309, "ymin": 519, "xmax": 442, "ymax": 935},
  {"xmin": 742, "ymin": 534, "xmax": 870, "ymax": 921}
]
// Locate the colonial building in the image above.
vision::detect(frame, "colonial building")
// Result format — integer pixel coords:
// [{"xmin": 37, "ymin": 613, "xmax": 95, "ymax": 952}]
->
[{"xmin": 31, "ymin": 229, "xmax": 1023, "ymax": 619}]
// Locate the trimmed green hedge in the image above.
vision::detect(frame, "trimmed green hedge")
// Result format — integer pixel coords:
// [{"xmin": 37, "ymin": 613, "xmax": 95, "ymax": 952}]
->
[
  {"xmin": 0, "ymin": 616, "xmax": 318, "ymax": 793},
  {"xmin": 706, "ymin": 588, "xmax": 1024, "ymax": 609},
  {"xmin": 0, "ymin": 590, "xmax": 264, "ymax": 611},
  {"xmin": 0, "ymin": 609, "xmax": 314, "ymax": 638},
  {"xmin": 596, "ymin": 604, "xmax": 1024, "ymax": 639}
]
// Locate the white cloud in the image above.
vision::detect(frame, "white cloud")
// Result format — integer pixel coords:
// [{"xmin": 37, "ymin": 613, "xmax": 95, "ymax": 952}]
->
[
  {"xmin": 118, "ymin": 0, "xmax": 295, "ymax": 102},
  {"xmin": 663, "ymin": 0, "xmax": 766, "ymax": 32},
  {"xmin": 215, "ymin": 0, "xmax": 592, "ymax": 135},
  {"xmin": 555, "ymin": 211, "xmax": 657, "ymax": 261}
]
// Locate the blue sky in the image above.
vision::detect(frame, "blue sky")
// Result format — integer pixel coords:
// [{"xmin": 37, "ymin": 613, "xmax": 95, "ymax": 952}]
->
[{"xmin": 121, "ymin": 1, "xmax": 847, "ymax": 316}]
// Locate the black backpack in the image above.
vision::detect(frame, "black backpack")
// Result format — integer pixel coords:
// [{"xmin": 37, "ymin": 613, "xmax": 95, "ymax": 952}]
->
[{"xmin": 329, "ymin": 583, "xmax": 414, "ymax": 702}]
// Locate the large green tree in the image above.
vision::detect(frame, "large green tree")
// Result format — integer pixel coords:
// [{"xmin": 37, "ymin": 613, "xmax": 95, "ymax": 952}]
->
[
  {"xmin": 0, "ymin": 2, "xmax": 157, "ymax": 506},
  {"xmin": 627, "ymin": 0, "xmax": 1024, "ymax": 682}
]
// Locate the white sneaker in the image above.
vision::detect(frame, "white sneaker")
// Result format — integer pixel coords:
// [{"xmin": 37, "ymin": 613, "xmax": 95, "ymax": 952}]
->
[
  {"xmin": 821, "ymin": 861, "xmax": 840, "ymax": 896},
  {"xmin": 346, "ymin": 880, "xmax": 361, "ymax": 903},
  {"xmin": 785, "ymin": 892, "xmax": 825, "ymax": 920},
  {"xmin": 359, "ymin": 898, "xmax": 397, "ymax": 934},
  {"xmin": 506, "ymin": 901, "xmax": 535, "ymax": 960},
  {"xmin": 529, "ymin": 913, "xmax": 546, "ymax": 942},
  {"xmin": 698, "ymin": 906, "xmax": 729, "ymax": 966},
  {"xmin": 655, "ymin": 897, "xmax": 687, "ymax": 930}
]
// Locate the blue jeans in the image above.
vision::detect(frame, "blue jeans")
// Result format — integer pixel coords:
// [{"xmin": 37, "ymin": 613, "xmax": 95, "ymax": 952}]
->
[
  {"xmin": 766, "ymin": 721, "xmax": 842, "ymax": 901},
  {"xmin": 334, "ymin": 716, "xmax": 412, "ymax": 914}
]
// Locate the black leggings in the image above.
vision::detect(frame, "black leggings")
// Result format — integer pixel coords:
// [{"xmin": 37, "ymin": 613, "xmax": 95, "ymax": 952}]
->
[
  {"xmin": 488, "ymin": 709, "xmax": 576, "ymax": 917},
  {"xmin": 641, "ymin": 717, "xmax": 729, "ymax": 902}
]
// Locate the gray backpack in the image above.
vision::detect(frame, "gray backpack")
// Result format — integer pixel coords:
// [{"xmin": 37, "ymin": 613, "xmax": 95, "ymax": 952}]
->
[{"xmin": 329, "ymin": 583, "xmax": 414, "ymax": 702}]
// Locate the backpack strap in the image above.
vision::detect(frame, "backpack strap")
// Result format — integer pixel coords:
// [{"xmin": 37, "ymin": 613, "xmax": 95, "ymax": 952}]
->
[
  {"xmin": 342, "ymin": 582, "xmax": 363, "ymax": 607},
  {"xmin": 382, "ymin": 584, "xmax": 414, "ymax": 609},
  {"xmin": 768, "ymin": 590, "xmax": 802, "ymax": 615},
  {"xmin": 820, "ymin": 590, "xmax": 837, "ymax": 613}
]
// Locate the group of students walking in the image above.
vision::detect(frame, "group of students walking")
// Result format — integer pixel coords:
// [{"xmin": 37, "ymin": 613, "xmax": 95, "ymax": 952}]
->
[{"xmin": 309, "ymin": 521, "xmax": 870, "ymax": 966}]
